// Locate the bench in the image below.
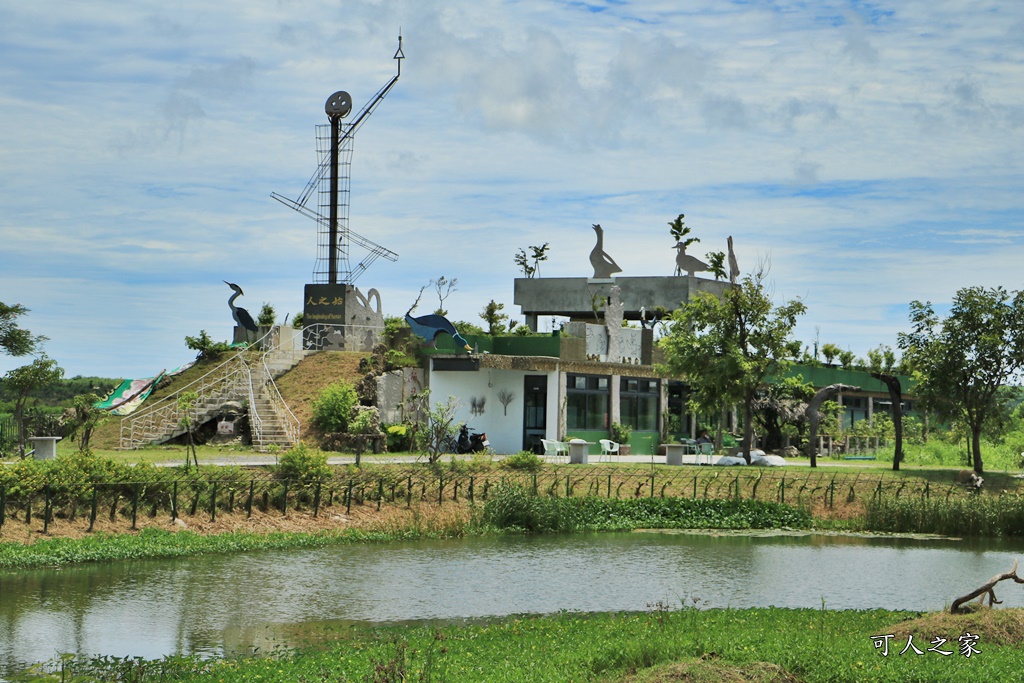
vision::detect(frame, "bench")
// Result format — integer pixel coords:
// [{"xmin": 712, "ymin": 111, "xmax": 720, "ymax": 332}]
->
[{"xmin": 843, "ymin": 455, "xmax": 877, "ymax": 461}]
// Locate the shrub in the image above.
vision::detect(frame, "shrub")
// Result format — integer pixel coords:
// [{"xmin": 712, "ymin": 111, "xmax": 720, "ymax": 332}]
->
[
  {"xmin": 312, "ymin": 382, "xmax": 358, "ymax": 433},
  {"xmin": 275, "ymin": 444, "xmax": 330, "ymax": 485},
  {"xmin": 501, "ymin": 452, "xmax": 543, "ymax": 471}
]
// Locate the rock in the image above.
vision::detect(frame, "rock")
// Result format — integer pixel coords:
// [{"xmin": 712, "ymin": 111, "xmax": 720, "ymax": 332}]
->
[{"xmin": 173, "ymin": 518, "xmax": 188, "ymax": 529}]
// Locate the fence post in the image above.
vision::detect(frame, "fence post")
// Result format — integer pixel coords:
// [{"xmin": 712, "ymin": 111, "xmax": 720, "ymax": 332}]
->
[
  {"xmin": 469, "ymin": 476, "xmax": 474, "ymax": 504},
  {"xmin": 0, "ymin": 484, "xmax": 5, "ymax": 529},
  {"xmin": 282, "ymin": 482, "xmax": 289, "ymax": 515},
  {"xmin": 407, "ymin": 476, "xmax": 412, "ymax": 508},
  {"xmin": 734, "ymin": 475, "xmax": 740, "ymax": 500},
  {"xmin": 650, "ymin": 473, "xmax": 655, "ymax": 498},
  {"xmin": 607, "ymin": 474, "xmax": 611, "ymax": 498},
  {"xmin": 780, "ymin": 476, "xmax": 785, "ymax": 505},
  {"xmin": 533, "ymin": 473, "xmax": 538, "ymax": 495},
  {"xmin": 314, "ymin": 482, "xmax": 322, "ymax": 517},
  {"xmin": 89, "ymin": 485, "xmax": 98, "ymax": 532},
  {"xmin": 378, "ymin": 479, "xmax": 384, "ymax": 511},
  {"xmin": 246, "ymin": 481, "xmax": 254, "ymax": 519},
  {"xmin": 438, "ymin": 476, "xmax": 444, "ymax": 506},
  {"xmin": 210, "ymin": 482, "xmax": 217, "ymax": 522},
  {"xmin": 171, "ymin": 482, "xmax": 178, "ymax": 521},
  {"xmin": 566, "ymin": 475, "xmax": 570, "ymax": 497},
  {"xmin": 132, "ymin": 483, "xmax": 139, "ymax": 529},
  {"xmin": 347, "ymin": 480, "xmax": 354, "ymax": 514},
  {"xmin": 44, "ymin": 485, "xmax": 51, "ymax": 534}
]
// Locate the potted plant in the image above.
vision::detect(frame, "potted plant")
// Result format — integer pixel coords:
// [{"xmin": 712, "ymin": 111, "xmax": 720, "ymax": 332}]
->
[{"xmin": 610, "ymin": 422, "xmax": 632, "ymax": 456}]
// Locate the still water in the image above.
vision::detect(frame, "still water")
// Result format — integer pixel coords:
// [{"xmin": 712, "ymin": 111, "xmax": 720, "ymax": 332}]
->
[{"xmin": 1, "ymin": 531, "xmax": 1022, "ymax": 675}]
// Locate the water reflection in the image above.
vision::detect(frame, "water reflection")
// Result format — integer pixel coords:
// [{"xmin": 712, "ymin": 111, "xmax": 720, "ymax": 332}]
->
[{"xmin": 1, "ymin": 531, "xmax": 1022, "ymax": 676}]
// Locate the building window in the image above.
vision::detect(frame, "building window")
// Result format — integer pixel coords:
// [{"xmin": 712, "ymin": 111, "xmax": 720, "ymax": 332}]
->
[
  {"xmin": 621, "ymin": 377, "xmax": 659, "ymax": 431},
  {"xmin": 566, "ymin": 374, "xmax": 609, "ymax": 430}
]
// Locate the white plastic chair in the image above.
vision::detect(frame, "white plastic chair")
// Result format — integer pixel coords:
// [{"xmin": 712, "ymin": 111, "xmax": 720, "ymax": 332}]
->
[
  {"xmin": 698, "ymin": 441, "xmax": 714, "ymax": 465},
  {"xmin": 541, "ymin": 439, "xmax": 568, "ymax": 462},
  {"xmin": 599, "ymin": 439, "xmax": 619, "ymax": 462}
]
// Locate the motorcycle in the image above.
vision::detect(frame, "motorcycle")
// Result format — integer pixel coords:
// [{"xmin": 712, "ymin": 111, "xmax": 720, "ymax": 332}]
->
[{"xmin": 456, "ymin": 424, "xmax": 490, "ymax": 454}]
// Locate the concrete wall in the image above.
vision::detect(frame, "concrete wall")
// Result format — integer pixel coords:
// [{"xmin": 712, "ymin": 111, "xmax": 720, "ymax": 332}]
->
[
  {"xmin": 427, "ymin": 367, "xmax": 560, "ymax": 455},
  {"xmin": 514, "ymin": 276, "xmax": 730, "ymax": 321}
]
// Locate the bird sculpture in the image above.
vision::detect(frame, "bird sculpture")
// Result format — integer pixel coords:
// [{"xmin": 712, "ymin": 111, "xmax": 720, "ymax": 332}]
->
[
  {"xmin": 673, "ymin": 243, "xmax": 710, "ymax": 277},
  {"xmin": 727, "ymin": 235, "xmax": 740, "ymax": 284},
  {"xmin": 224, "ymin": 281, "xmax": 258, "ymax": 334},
  {"xmin": 405, "ymin": 311, "xmax": 473, "ymax": 353},
  {"xmin": 589, "ymin": 224, "xmax": 622, "ymax": 279}
]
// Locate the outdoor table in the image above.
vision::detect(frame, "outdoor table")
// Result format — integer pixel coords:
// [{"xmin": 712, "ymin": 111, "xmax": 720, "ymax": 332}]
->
[{"xmin": 568, "ymin": 440, "xmax": 592, "ymax": 464}]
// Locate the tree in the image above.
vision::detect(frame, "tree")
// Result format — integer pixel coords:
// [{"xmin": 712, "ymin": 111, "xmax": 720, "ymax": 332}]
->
[
  {"xmin": 61, "ymin": 393, "xmax": 108, "ymax": 451},
  {"xmin": 659, "ymin": 268, "xmax": 806, "ymax": 462},
  {"xmin": 176, "ymin": 391, "xmax": 200, "ymax": 470},
  {"xmin": 1, "ymin": 302, "xmax": 46, "ymax": 357},
  {"xmin": 431, "ymin": 276, "xmax": 458, "ymax": 316},
  {"xmin": 753, "ymin": 376, "xmax": 814, "ymax": 451},
  {"xmin": 514, "ymin": 243, "xmax": 550, "ymax": 278},
  {"xmin": 480, "ymin": 300, "xmax": 510, "ymax": 335},
  {"xmin": 3, "ymin": 355, "xmax": 64, "ymax": 456},
  {"xmin": 668, "ymin": 213, "xmax": 699, "ymax": 248},
  {"xmin": 257, "ymin": 302, "xmax": 276, "ymax": 327},
  {"xmin": 899, "ymin": 287, "xmax": 1024, "ymax": 474},
  {"xmin": 867, "ymin": 344, "xmax": 905, "ymax": 471},
  {"xmin": 705, "ymin": 251, "xmax": 726, "ymax": 280},
  {"xmin": 185, "ymin": 330, "xmax": 231, "ymax": 362},
  {"xmin": 820, "ymin": 343, "xmax": 841, "ymax": 366}
]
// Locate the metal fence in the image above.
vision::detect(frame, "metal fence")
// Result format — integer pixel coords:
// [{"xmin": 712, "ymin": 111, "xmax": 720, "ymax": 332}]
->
[{"xmin": 1, "ymin": 466, "xmax": 1016, "ymax": 534}]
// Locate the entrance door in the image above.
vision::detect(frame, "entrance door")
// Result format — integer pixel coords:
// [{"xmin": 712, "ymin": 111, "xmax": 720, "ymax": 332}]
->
[{"xmin": 523, "ymin": 375, "xmax": 547, "ymax": 453}]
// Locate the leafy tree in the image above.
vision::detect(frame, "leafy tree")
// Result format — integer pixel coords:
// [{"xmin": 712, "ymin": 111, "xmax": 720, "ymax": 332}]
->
[
  {"xmin": 659, "ymin": 268, "xmax": 806, "ymax": 462},
  {"xmin": 291, "ymin": 312, "xmax": 304, "ymax": 329},
  {"xmin": 753, "ymin": 376, "xmax": 815, "ymax": 451},
  {"xmin": 838, "ymin": 350, "xmax": 856, "ymax": 369},
  {"xmin": 1, "ymin": 302, "xmax": 46, "ymax": 357},
  {"xmin": 176, "ymin": 391, "xmax": 200, "ymax": 470},
  {"xmin": 899, "ymin": 286, "xmax": 1024, "ymax": 474},
  {"xmin": 420, "ymin": 394, "xmax": 461, "ymax": 465},
  {"xmin": 185, "ymin": 330, "xmax": 231, "ymax": 361},
  {"xmin": 866, "ymin": 345, "xmax": 897, "ymax": 374},
  {"xmin": 514, "ymin": 243, "xmax": 550, "ymax": 278},
  {"xmin": 3, "ymin": 355, "xmax": 64, "ymax": 456},
  {"xmin": 705, "ymin": 251, "xmax": 726, "ymax": 280},
  {"xmin": 820, "ymin": 343, "xmax": 841, "ymax": 366},
  {"xmin": 668, "ymin": 213, "xmax": 699, "ymax": 249},
  {"xmin": 257, "ymin": 302, "xmax": 276, "ymax": 327},
  {"xmin": 61, "ymin": 393, "xmax": 108, "ymax": 450},
  {"xmin": 480, "ymin": 300, "xmax": 510, "ymax": 335}
]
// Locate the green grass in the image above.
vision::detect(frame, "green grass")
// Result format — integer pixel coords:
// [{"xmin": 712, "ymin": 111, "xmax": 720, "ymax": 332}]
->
[
  {"xmin": 0, "ymin": 527, "xmax": 435, "ymax": 570},
  {"xmin": 35, "ymin": 607, "xmax": 1020, "ymax": 682}
]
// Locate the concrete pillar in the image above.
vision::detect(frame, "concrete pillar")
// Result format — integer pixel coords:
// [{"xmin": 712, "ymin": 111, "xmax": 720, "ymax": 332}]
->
[
  {"xmin": 867, "ymin": 395, "xmax": 874, "ymax": 427},
  {"xmin": 556, "ymin": 369, "xmax": 567, "ymax": 440},
  {"xmin": 609, "ymin": 374, "xmax": 620, "ymax": 430},
  {"xmin": 525, "ymin": 313, "xmax": 539, "ymax": 332}
]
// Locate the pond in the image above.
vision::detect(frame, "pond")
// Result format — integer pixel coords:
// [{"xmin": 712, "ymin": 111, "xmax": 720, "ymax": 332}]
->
[{"xmin": 1, "ymin": 531, "xmax": 1022, "ymax": 677}]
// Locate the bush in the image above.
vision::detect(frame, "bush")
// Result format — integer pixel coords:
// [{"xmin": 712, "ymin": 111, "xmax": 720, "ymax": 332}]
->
[
  {"xmin": 311, "ymin": 382, "xmax": 358, "ymax": 433},
  {"xmin": 501, "ymin": 452, "xmax": 543, "ymax": 471},
  {"xmin": 275, "ymin": 444, "xmax": 330, "ymax": 485}
]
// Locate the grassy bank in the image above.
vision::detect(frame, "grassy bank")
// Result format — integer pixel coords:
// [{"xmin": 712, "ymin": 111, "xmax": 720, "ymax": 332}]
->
[{"xmin": 31, "ymin": 606, "xmax": 1023, "ymax": 682}]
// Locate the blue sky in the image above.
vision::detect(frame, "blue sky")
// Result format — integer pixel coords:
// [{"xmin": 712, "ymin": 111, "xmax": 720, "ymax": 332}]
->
[{"xmin": 2, "ymin": 0, "xmax": 1023, "ymax": 379}]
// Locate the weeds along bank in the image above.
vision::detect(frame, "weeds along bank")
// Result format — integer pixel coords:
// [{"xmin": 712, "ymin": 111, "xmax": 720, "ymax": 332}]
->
[
  {"xmin": 2, "ymin": 448, "xmax": 1024, "ymax": 568},
  {"xmin": 28, "ymin": 606, "xmax": 1024, "ymax": 683}
]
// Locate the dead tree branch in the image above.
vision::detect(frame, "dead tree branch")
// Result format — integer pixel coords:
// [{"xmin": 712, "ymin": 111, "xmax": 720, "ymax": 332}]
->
[{"xmin": 951, "ymin": 559, "xmax": 1024, "ymax": 614}]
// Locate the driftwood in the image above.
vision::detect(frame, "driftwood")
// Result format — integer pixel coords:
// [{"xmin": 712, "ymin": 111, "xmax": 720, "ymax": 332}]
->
[
  {"xmin": 950, "ymin": 559, "xmax": 1024, "ymax": 614},
  {"xmin": 805, "ymin": 384, "xmax": 859, "ymax": 468}
]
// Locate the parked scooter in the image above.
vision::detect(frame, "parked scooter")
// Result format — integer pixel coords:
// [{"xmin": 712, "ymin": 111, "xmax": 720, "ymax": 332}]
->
[{"xmin": 456, "ymin": 424, "xmax": 490, "ymax": 454}]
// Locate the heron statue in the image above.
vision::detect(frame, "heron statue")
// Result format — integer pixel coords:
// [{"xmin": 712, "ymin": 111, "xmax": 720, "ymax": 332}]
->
[{"xmin": 224, "ymin": 281, "xmax": 258, "ymax": 335}]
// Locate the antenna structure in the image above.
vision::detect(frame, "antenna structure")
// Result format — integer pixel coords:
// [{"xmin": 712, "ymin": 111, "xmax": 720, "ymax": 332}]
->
[{"xmin": 273, "ymin": 34, "xmax": 405, "ymax": 285}]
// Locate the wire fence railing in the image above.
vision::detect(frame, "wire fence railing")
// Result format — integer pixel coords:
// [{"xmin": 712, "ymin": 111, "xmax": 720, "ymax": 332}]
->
[{"xmin": 1, "ymin": 466, "xmax": 1019, "ymax": 534}]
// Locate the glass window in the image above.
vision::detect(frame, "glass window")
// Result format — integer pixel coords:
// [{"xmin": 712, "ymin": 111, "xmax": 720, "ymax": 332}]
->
[
  {"xmin": 620, "ymin": 376, "xmax": 660, "ymax": 431},
  {"xmin": 566, "ymin": 373, "xmax": 610, "ymax": 430}
]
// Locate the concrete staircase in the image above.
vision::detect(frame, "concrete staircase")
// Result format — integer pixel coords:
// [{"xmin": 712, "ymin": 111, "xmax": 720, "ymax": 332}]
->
[{"xmin": 120, "ymin": 329, "xmax": 305, "ymax": 451}]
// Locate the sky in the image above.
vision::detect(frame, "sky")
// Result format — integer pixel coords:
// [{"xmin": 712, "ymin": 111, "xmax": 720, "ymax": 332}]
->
[{"xmin": 1, "ymin": 0, "xmax": 1023, "ymax": 380}]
